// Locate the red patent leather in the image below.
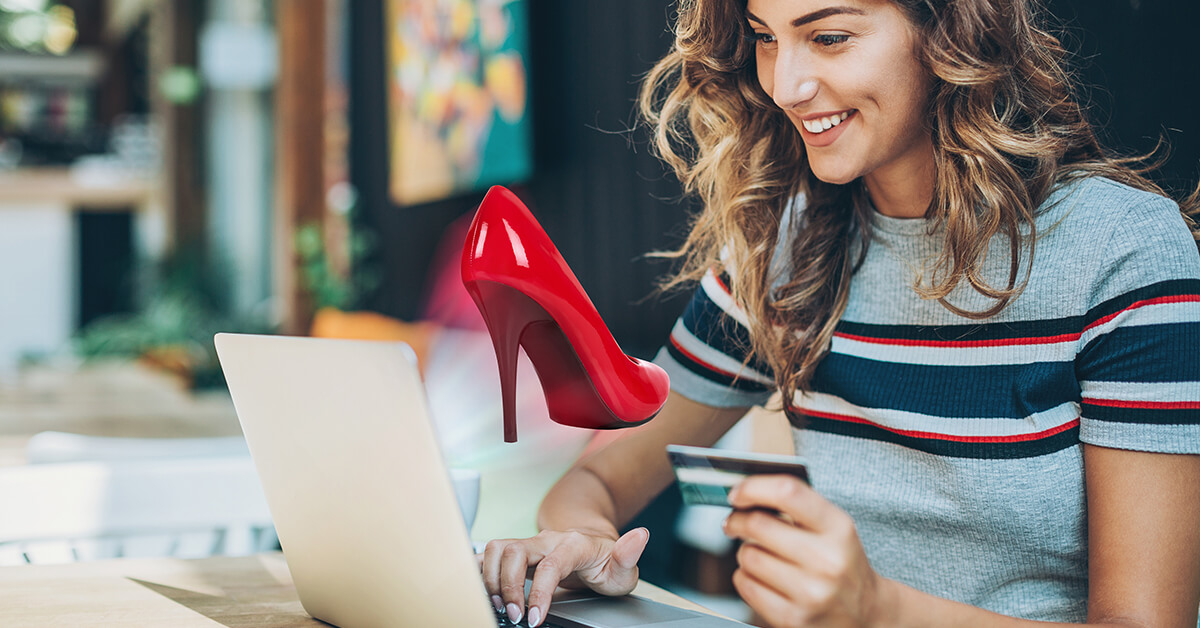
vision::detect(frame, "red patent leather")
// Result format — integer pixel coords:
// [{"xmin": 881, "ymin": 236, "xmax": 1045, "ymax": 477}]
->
[{"xmin": 461, "ymin": 186, "xmax": 670, "ymax": 443}]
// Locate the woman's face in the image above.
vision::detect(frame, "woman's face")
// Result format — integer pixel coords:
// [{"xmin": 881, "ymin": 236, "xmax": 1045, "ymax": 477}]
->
[{"xmin": 747, "ymin": 0, "xmax": 934, "ymax": 187}]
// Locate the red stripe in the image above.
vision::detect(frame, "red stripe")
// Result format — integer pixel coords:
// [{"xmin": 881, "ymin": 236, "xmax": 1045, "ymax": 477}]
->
[
  {"xmin": 710, "ymin": 272, "xmax": 732, "ymax": 296},
  {"xmin": 670, "ymin": 335, "xmax": 741, "ymax": 379},
  {"xmin": 1083, "ymin": 398, "xmax": 1200, "ymax": 410},
  {"xmin": 796, "ymin": 407, "xmax": 1080, "ymax": 443},
  {"xmin": 1084, "ymin": 294, "xmax": 1200, "ymax": 332},
  {"xmin": 834, "ymin": 331, "xmax": 1079, "ymax": 348}
]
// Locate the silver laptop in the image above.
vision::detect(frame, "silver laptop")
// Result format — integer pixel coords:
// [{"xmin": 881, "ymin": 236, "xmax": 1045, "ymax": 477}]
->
[{"xmin": 214, "ymin": 333, "xmax": 746, "ymax": 628}]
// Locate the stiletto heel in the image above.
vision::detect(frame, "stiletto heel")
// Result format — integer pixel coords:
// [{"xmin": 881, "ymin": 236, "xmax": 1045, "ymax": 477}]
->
[
  {"xmin": 461, "ymin": 186, "xmax": 670, "ymax": 443},
  {"xmin": 465, "ymin": 280, "xmax": 546, "ymax": 443}
]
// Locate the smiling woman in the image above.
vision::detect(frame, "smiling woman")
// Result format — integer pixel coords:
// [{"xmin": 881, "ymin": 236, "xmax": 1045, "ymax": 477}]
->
[
  {"xmin": 472, "ymin": 1, "xmax": 1200, "ymax": 626},
  {"xmin": 745, "ymin": 1, "xmax": 934, "ymax": 188}
]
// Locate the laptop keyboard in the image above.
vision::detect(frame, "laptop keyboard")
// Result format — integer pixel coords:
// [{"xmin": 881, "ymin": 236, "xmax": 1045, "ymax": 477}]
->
[{"xmin": 493, "ymin": 606, "xmax": 566, "ymax": 628}]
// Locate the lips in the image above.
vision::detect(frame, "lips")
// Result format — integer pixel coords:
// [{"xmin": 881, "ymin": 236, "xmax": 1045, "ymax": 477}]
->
[{"xmin": 797, "ymin": 110, "xmax": 856, "ymax": 148}]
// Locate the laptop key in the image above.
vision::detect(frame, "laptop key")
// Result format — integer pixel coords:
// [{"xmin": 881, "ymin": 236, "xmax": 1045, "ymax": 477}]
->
[{"xmin": 493, "ymin": 606, "xmax": 565, "ymax": 628}]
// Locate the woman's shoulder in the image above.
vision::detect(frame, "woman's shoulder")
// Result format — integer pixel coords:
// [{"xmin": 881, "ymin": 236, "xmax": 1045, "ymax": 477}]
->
[
  {"xmin": 1048, "ymin": 175, "xmax": 1198, "ymax": 306},
  {"xmin": 1050, "ymin": 175, "xmax": 1181, "ymax": 222},
  {"xmin": 1047, "ymin": 175, "xmax": 1191, "ymax": 249}
]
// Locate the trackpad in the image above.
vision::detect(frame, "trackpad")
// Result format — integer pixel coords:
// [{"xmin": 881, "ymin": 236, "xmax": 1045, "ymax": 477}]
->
[{"xmin": 549, "ymin": 595, "xmax": 738, "ymax": 627}]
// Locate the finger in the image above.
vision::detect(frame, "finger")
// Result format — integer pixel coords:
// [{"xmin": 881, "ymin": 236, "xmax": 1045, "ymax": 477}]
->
[
  {"xmin": 723, "ymin": 507, "xmax": 825, "ymax": 571},
  {"xmin": 582, "ymin": 527, "xmax": 648, "ymax": 596},
  {"xmin": 729, "ymin": 474, "xmax": 841, "ymax": 533},
  {"xmin": 733, "ymin": 565, "xmax": 812, "ymax": 628},
  {"xmin": 499, "ymin": 540, "xmax": 547, "ymax": 624},
  {"xmin": 481, "ymin": 539, "xmax": 512, "ymax": 606},
  {"xmin": 611, "ymin": 527, "xmax": 649, "ymax": 571},
  {"xmin": 526, "ymin": 545, "xmax": 583, "ymax": 628},
  {"xmin": 734, "ymin": 540, "xmax": 819, "ymax": 605}
]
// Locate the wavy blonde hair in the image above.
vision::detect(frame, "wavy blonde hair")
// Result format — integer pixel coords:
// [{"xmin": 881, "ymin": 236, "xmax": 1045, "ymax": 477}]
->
[{"xmin": 639, "ymin": 0, "xmax": 1200, "ymax": 421}]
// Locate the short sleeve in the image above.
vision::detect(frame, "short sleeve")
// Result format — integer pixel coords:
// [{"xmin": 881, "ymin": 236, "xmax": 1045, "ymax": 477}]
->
[
  {"xmin": 1075, "ymin": 194, "xmax": 1200, "ymax": 454},
  {"xmin": 652, "ymin": 268, "xmax": 775, "ymax": 408}
]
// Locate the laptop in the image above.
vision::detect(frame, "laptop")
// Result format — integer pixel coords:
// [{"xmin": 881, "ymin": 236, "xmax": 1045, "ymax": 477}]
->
[{"xmin": 213, "ymin": 333, "xmax": 747, "ymax": 628}]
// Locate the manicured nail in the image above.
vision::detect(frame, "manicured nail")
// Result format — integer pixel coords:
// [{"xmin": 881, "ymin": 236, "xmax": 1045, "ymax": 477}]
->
[
  {"xmin": 491, "ymin": 595, "xmax": 503, "ymax": 612},
  {"xmin": 528, "ymin": 606, "xmax": 542, "ymax": 627},
  {"xmin": 506, "ymin": 602, "xmax": 523, "ymax": 624}
]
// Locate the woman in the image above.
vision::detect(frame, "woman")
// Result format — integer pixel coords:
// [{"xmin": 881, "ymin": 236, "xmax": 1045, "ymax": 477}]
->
[{"xmin": 478, "ymin": 0, "xmax": 1200, "ymax": 625}]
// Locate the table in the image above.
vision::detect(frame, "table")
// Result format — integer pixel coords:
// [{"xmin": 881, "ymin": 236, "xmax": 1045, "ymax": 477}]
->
[
  {"xmin": 0, "ymin": 361, "xmax": 242, "ymax": 467},
  {"xmin": 0, "ymin": 552, "xmax": 724, "ymax": 627}
]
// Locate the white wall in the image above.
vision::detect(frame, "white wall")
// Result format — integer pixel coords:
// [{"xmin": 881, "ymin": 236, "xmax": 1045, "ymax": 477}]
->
[{"xmin": 0, "ymin": 205, "xmax": 74, "ymax": 371}]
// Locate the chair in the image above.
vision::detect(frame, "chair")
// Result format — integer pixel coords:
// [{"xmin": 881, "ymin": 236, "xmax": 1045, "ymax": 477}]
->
[{"xmin": 0, "ymin": 456, "xmax": 276, "ymax": 566}]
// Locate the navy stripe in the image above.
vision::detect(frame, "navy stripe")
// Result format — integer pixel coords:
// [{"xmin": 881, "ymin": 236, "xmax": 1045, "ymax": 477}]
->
[
  {"xmin": 680, "ymin": 286, "xmax": 774, "ymax": 376},
  {"xmin": 799, "ymin": 413, "xmax": 1080, "ymax": 459},
  {"xmin": 836, "ymin": 317, "xmax": 1082, "ymax": 342},
  {"xmin": 811, "ymin": 354, "xmax": 1080, "ymax": 418},
  {"xmin": 1082, "ymin": 403, "xmax": 1200, "ymax": 425},
  {"xmin": 665, "ymin": 342, "xmax": 773, "ymax": 392},
  {"xmin": 1084, "ymin": 278, "xmax": 1200, "ymax": 326},
  {"xmin": 1078, "ymin": 322, "xmax": 1200, "ymax": 382}
]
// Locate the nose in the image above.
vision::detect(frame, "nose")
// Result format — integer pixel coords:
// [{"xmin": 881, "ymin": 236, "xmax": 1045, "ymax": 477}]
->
[{"xmin": 772, "ymin": 48, "xmax": 819, "ymax": 110}]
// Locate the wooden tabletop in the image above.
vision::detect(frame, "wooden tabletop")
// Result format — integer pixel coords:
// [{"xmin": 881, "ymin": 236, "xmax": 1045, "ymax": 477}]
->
[
  {"xmin": 0, "ymin": 552, "xmax": 720, "ymax": 627},
  {"xmin": 0, "ymin": 361, "xmax": 243, "ymax": 467}
]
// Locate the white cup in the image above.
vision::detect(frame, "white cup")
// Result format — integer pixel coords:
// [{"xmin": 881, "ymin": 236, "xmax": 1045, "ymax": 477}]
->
[{"xmin": 450, "ymin": 468, "xmax": 481, "ymax": 531}]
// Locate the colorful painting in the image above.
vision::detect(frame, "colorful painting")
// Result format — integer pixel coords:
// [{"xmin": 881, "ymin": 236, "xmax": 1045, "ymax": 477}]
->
[{"xmin": 385, "ymin": 0, "xmax": 532, "ymax": 206}]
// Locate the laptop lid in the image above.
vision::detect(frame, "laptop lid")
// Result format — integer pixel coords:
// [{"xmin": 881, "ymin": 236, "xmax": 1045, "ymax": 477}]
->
[
  {"xmin": 214, "ymin": 333, "xmax": 496, "ymax": 627},
  {"xmin": 215, "ymin": 333, "xmax": 747, "ymax": 628}
]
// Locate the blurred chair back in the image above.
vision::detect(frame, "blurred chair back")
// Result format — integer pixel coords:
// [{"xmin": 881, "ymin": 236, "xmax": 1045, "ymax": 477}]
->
[{"xmin": 0, "ymin": 456, "xmax": 276, "ymax": 566}]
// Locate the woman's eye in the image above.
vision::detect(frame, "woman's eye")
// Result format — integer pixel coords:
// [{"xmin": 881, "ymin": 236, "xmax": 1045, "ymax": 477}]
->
[
  {"xmin": 750, "ymin": 31, "xmax": 776, "ymax": 46},
  {"xmin": 813, "ymin": 33, "xmax": 850, "ymax": 47}
]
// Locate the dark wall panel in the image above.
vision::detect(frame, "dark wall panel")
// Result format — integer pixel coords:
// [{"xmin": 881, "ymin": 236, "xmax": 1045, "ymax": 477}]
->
[{"xmin": 1046, "ymin": 0, "xmax": 1200, "ymax": 197}]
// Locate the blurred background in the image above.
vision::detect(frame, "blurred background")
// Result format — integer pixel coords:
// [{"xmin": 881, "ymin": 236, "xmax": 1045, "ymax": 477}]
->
[{"xmin": 0, "ymin": 0, "xmax": 1195, "ymax": 621}]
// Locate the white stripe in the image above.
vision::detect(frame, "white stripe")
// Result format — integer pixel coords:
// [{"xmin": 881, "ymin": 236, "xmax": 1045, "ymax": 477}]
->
[
  {"xmin": 717, "ymin": 244, "xmax": 737, "ymax": 277},
  {"xmin": 793, "ymin": 391, "xmax": 1080, "ymax": 438},
  {"xmin": 675, "ymin": 466, "xmax": 746, "ymax": 488},
  {"xmin": 1079, "ymin": 380, "xmax": 1200, "ymax": 404},
  {"xmin": 671, "ymin": 320, "xmax": 773, "ymax": 385},
  {"xmin": 1080, "ymin": 301, "xmax": 1200, "ymax": 347},
  {"xmin": 831, "ymin": 334, "xmax": 1076, "ymax": 366},
  {"xmin": 701, "ymin": 270, "xmax": 750, "ymax": 327}
]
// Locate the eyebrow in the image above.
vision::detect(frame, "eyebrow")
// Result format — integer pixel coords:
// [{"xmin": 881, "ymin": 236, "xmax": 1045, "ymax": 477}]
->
[{"xmin": 746, "ymin": 6, "xmax": 868, "ymax": 28}]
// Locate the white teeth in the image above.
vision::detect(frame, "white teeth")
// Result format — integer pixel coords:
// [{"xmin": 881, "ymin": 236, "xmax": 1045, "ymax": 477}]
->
[{"xmin": 803, "ymin": 111, "xmax": 852, "ymax": 134}]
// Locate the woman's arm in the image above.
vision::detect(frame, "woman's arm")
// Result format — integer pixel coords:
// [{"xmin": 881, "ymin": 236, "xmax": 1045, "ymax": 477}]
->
[
  {"xmin": 724, "ymin": 445, "xmax": 1200, "ymax": 627},
  {"xmin": 1083, "ymin": 445, "xmax": 1200, "ymax": 627},
  {"xmin": 479, "ymin": 391, "xmax": 749, "ymax": 626},
  {"xmin": 538, "ymin": 390, "xmax": 750, "ymax": 534}
]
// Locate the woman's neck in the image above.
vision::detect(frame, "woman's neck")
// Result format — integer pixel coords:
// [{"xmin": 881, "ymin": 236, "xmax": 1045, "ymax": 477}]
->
[{"xmin": 862, "ymin": 147, "xmax": 937, "ymax": 219}]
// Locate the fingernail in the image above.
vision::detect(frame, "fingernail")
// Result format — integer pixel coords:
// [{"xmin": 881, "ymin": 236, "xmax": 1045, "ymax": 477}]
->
[
  {"xmin": 491, "ymin": 595, "xmax": 503, "ymax": 612},
  {"xmin": 506, "ymin": 602, "xmax": 522, "ymax": 624},
  {"xmin": 528, "ymin": 606, "xmax": 542, "ymax": 627}
]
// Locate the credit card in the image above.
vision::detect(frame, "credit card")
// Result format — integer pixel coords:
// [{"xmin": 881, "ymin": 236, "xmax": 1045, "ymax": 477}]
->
[{"xmin": 667, "ymin": 444, "xmax": 811, "ymax": 507}]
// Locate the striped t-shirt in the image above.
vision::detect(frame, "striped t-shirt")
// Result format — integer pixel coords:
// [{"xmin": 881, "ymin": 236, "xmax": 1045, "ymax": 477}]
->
[{"xmin": 653, "ymin": 176, "xmax": 1200, "ymax": 621}]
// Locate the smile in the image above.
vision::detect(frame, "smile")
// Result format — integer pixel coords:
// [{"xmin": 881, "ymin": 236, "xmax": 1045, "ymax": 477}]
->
[{"xmin": 801, "ymin": 110, "xmax": 853, "ymax": 134}]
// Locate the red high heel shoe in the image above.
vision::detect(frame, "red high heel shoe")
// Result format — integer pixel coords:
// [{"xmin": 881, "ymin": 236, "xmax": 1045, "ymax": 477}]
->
[{"xmin": 461, "ymin": 186, "xmax": 670, "ymax": 443}]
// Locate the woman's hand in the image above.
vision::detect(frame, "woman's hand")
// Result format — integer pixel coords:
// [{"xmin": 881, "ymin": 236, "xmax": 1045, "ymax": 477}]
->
[
  {"xmin": 723, "ymin": 475, "xmax": 886, "ymax": 628},
  {"xmin": 477, "ymin": 527, "xmax": 650, "ymax": 627}
]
